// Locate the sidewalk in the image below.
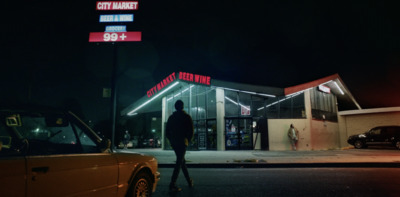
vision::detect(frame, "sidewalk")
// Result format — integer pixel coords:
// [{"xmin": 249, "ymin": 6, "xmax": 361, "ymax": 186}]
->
[{"xmin": 120, "ymin": 148, "xmax": 400, "ymax": 168}]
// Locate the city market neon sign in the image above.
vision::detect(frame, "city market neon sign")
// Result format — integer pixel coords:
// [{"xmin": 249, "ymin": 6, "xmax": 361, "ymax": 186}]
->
[
  {"xmin": 96, "ymin": 1, "xmax": 138, "ymax": 10},
  {"xmin": 147, "ymin": 73, "xmax": 177, "ymax": 98},
  {"xmin": 146, "ymin": 72, "xmax": 211, "ymax": 98}
]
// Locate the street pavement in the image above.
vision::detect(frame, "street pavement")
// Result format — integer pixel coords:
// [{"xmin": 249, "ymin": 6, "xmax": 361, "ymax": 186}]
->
[{"xmin": 118, "ymin": 147, "xmax": 400, "ymax": 168}]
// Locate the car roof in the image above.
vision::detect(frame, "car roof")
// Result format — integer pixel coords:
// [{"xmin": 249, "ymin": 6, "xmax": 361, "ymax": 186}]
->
[
  {"xmin": 372, "ymin": 126, "xmax": 400, "ymax": 129},
  {"xmin": 0, "ymin": 104, "xmax": 65, "ymax": 114}
]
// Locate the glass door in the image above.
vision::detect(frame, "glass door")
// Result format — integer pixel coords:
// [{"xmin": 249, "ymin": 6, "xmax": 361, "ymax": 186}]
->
[
  {"xmin": 225, "ymin": 118, "xmax": 253, "ymax": 150},
  {"xmin": 239, "ymin": 118, "xmax": 253, "ymax": 149},
  {"xmin": 206, "ymin": 119, "xmax": 217, "ymax": 150}
]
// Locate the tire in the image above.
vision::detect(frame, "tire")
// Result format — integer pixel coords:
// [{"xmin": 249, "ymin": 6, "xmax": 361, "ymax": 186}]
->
[
  {"xmin": 354, "ymin": 140, "xmax": 364, "ymax": 149},
  {"xmin": 128, "ymin": 172, "xmax": 153, "ymax": 197},
  {"xmin": 395, "ymin": 141, "xmax": 400, "ymax": 150}
]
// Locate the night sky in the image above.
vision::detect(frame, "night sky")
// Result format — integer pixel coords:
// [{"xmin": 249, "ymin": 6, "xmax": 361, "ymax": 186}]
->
[{"xmin": 3, "ymin": 1, "xmax": 400, "ymax": 123}]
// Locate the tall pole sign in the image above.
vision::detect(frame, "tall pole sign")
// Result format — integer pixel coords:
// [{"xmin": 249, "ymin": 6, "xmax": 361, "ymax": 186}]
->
[
  {"xmin": 89, "ymin": 1, "xmax": 142, "ymax": 149},
  {"xmin": 89, "ymin": 1, "xmax": 141, "ymax": 42}
]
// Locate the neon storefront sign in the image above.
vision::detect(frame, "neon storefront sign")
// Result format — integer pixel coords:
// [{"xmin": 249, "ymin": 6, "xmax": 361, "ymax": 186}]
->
[{"xmin": 146, "ymin": 72, "xmax": 211, "ymax": 98}]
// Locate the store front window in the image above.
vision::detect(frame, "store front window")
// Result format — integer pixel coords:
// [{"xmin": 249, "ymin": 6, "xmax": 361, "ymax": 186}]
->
[
  {"xmin": 224, "ymin": 90, "xmax": 254, "ymax": 150},
  {"xmin": 261, "ymin": 93, "xmax": 305, "ymax": 119},
  {"xmin": 225, "ymin": 118, "xmax": 253, "ymax": 150},
  {"xmin": 165, "ymin": 83, "xmax": 216, "ymax": 150}
]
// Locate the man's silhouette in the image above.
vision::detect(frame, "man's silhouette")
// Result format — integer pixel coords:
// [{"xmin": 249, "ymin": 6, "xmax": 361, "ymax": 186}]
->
[{"xmin": 166, "ymin": 100, "xmax": 194, "ymax": 192}]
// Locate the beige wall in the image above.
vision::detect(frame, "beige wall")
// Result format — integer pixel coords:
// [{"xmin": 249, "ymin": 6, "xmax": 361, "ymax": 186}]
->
[
  {"xmin": 268, "ymin": 119, "xmax": 310, "ymax": 151},
  {"xmin": 267, "ymin": 89, "xmax": 341, "ymax": 151},
  {"xmin": 310, "ymin": 120, "xmax": 339, "ymax": 150},
  {"xmin": 268, "ymin": 119, "xmax": 340, "ymax": 151},
  {"xmin": 339, "ymin": 111, "xmax": 400, "ymax": 148}
]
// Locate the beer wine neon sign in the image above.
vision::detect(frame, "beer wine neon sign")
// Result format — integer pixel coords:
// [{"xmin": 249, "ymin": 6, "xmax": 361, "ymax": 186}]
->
[{"xmin": 146, "ymin": 72, "xmax": 211, "ymax": 98}]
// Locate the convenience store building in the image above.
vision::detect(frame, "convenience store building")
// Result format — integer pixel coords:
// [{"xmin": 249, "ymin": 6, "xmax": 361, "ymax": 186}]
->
[{"xmin": 121, "ymin": 71, "xmax": 361, "ymax": 151}]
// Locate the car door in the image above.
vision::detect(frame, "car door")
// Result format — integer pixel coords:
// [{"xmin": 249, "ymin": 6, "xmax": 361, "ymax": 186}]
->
[
  {"xmin": 27, "ymin": 153, "xmax": 118, "ymax": 197},
  {"xmin": 0, "ymin": 119, "xmax": 26, "ymax": 197},
  {"xmin": 17, "ymin": 112, "xmax": 119, "ymax": 197},
  {"xmin": 367, "ymin": 127, "xmax": 386, "ymax": 145}
]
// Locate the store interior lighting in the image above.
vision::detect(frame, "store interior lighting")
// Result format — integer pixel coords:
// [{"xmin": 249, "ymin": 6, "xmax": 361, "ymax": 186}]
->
[{"xmin": 225, "ymin": 96, "xmax": 251, "ymax": 111}]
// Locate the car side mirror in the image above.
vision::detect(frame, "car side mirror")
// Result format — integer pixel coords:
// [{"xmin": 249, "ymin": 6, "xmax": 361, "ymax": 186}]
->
[{"xmin": 6, "ymin": 114, "xmax": 22, "ymax": 127}]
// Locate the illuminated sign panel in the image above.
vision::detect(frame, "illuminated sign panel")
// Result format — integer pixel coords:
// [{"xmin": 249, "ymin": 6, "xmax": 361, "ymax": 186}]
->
[
  {"xmin": 318, "ymin": 85, "xmax": 331, "ymax": 94},
  {"xmin": 96, "ymin": 1, "xmax": 139, "ymax": 10},
  {"xmin": 100, "ymin": 14, "xmax": 134, "ymax": 22},
  {"xmin": 178, "ymin": 72, "xmax": 211, "ymax": 86},
  {"xmin": 241, "ymin": 105, "xmax": 251, "ymax": 115},
  {"xmin": 89, "ymin": 31, "xmax": 141, "ymax": 42},
  {"xmin": 105, "ymin": 25, "xmax": 127, "ymax": 32}
]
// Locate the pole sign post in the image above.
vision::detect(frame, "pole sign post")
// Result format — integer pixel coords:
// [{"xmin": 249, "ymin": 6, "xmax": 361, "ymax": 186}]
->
[{"xmin": 89, "ymin": 1, "xmax": 142, "ymax": 150}]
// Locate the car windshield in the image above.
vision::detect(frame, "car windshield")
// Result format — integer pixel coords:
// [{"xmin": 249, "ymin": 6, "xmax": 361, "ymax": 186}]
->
[
  {"xmin": 0, "ymin": 111, "xmax": 100, "ymax": 156},
  {"xmin": 369, "ymin": 128, "xmax": 381, "ymax": 135}
]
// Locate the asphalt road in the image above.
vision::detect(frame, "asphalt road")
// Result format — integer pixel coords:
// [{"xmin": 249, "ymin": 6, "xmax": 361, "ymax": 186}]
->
[{"xmin": 153, "ymin": 168, "xmax": 400, "ymax": 197}]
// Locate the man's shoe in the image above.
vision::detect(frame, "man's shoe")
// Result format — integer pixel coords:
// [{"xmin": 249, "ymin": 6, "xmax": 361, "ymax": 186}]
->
[{"xmin": 169, "ymin": 185, "xmax": 182, "ymax": 192}]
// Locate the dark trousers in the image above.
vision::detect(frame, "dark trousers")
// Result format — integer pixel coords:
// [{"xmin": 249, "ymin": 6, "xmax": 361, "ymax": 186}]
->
[{"xmin": 170, "ymin": 146, "xmax": 190, "ymax": 186}]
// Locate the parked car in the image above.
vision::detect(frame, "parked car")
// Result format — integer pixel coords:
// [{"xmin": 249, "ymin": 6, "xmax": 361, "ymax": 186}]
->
[
  {"xmin": 0, "ymin": 106, "xmax": 160, "ymax": 197},
  {"xmin": 347, "ymin": 126, "xmax": 400, "ymax": 150}
]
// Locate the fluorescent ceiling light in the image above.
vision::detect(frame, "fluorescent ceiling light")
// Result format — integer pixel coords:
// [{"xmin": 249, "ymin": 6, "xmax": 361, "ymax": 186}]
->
[
  {"xmin": 334, "ymin": 81, "xmax": 345, "ymax": 95},
  {"xmin": 218, "ymin": 87, "xmax": 275, "ymax": 98},
  {"xmin": 257, "ymin": 91, "xmax": 302, "ymax": 111},
  {"xmin": 127, "ymin": 81, "xmax": 180, "ymax": 115},
  {"xmin": 225, "ymin": 96, "xmax": 250, "ymax": 110},
  {"xmin": 167, "ymin": 85, "xmax": 194, "ymax": 101}
]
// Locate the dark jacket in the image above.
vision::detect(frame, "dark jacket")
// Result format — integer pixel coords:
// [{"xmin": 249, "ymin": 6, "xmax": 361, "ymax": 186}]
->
[{"xmin": 166, "ymin": 110, "xmax": 194, "ymax": 148}]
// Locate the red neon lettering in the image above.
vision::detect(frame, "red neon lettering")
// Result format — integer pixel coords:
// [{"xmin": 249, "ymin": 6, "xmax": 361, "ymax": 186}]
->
[
  {"xmin": 171, "ymin": 72, "xmax": 176, "ymax": 80},
  {"xmin": 157, "ymin": 81, "xmax": 163, "ymax": 91},
  {"xmin": 188, "ymin": 73, "xmax": 193, "ymax": 81},
  {"xmin": 194, "ymin": 74, "xmax": 211, "ymax": 85},
  {"xmin": 183, "ymin": 72, "xmax": 188, "ymax": 81},
  {"xmin": 201, "ymin": 76, "xmax": 207, "ymax": 84},
  {"xmin": 206, "ymin": 76, "xmax": 210, "ymax": 85},
  {"xmin": 96, "ymin": 2, "xmax": 112, "ymax": 10},
  {"xmin": 179, "ymin": 72, "xmax": 194, "ymax": 82},
  {"xmin": 146, "ymin": 72, "xmax": 176, "ymax": 98}
]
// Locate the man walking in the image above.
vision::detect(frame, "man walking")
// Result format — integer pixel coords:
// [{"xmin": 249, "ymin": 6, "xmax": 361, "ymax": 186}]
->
[{"xmin": 166, "ymin": 100, "xmax": 194, "ymax": 192}]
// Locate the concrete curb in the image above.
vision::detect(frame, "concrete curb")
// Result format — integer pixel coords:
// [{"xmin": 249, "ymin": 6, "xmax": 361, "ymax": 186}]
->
[{"xmin": 159, "ymin": 162, "xmax": 400, "ymax": 168}]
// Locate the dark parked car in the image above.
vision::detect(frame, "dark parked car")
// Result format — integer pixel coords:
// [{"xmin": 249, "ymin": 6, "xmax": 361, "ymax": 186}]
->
[{"xmin": 347, "ymin": 126, "xmax": 400, "ymax": 150}]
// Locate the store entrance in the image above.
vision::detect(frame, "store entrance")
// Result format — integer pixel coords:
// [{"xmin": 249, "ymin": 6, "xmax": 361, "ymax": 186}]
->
[{"xmin": 225, "ymin": 118, "xmax": 253, "ymax": 150}]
